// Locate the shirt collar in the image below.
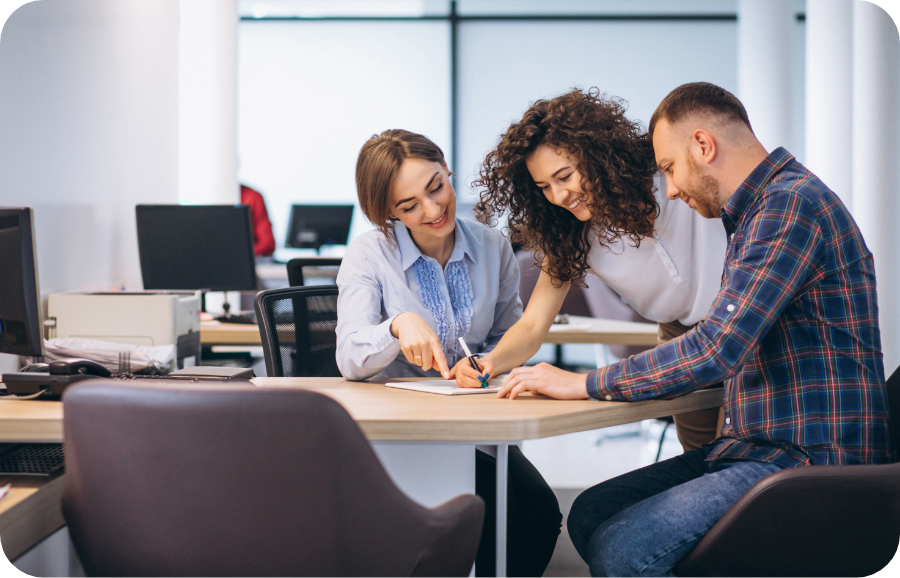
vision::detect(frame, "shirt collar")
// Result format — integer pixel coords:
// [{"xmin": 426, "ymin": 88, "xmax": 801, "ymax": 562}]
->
[
  {"xmin": 393, "ymin": 218, "xmax": 475, "ymax": 271},
  {"xmin": 720, "ymin": 147, "xmax": 793, "ymax": 235}
]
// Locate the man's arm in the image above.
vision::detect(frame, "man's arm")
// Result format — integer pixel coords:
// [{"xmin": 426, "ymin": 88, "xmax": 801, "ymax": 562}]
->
[
  {"xmin": 499, "ymin": 191, "xmax": 822, "ymax": 401},
  {"xmin": 589, "ymin": 191, "xmax": 823, "ymax": 401}
]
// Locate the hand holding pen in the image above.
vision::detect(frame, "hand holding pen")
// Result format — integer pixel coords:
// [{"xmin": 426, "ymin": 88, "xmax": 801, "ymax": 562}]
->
[{"xmin": 456, "ymin": 337, "xmax": 491, "ymax": 387}]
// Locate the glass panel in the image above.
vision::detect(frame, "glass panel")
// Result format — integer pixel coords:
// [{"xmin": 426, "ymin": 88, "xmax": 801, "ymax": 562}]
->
[
  {"xmin": 239, "ymin": 0, "xmax": 450, "ymax": 19},
  {"xmin": 456, "ymin": 0, "xmax": 740, "ymax": 17},
  {"xmin": 238, "ymin": 20, "xmax": 451, "ymax": 246},
  {"xmin": 455, "ymin": 20, "xmax": 739, "ymax": 209}
]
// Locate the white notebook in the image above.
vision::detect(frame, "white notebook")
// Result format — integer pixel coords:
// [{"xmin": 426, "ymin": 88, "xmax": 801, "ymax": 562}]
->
[{"xmin": 385, "ymin": 375, "xmax": 507, "ymax": 396}]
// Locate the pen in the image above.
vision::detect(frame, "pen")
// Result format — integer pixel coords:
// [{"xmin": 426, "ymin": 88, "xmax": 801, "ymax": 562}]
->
[{"xmin": 458, "ymin": 337, "xmax": 489, "ymax": 387}]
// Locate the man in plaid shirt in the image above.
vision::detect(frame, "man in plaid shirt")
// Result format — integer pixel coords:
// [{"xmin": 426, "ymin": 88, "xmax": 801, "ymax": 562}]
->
[{"xmin": 497, "ymin": 82, "xmax": 894, "ymax": 576}]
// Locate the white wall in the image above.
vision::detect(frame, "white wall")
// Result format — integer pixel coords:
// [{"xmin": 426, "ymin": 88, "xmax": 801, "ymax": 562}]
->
[
  {"xmin": 0, "ymin": 0, "xmax": 180, "ymax": 369},
  {"xmin": 0, "ymin": 0, "xmax": 180, "ymax": 294}
]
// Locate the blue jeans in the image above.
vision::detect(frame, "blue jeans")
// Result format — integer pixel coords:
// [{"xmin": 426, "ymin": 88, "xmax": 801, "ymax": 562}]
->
[{"xmin": 568, "ymin": 446, "xmax": 783, "ymax": 577}]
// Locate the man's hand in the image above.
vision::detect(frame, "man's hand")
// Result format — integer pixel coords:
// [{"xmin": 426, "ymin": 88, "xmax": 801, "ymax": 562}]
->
[
  {"xmin": 450, "ymin": 357, "xmax": 495, "ymax": 388},
  {"xmin": 497, "ymin": 362, "xmax": 590, "ymax": 400},
  {"xmin": 390, "ymin": 312, "xmax": 450, "ymax": 378}
]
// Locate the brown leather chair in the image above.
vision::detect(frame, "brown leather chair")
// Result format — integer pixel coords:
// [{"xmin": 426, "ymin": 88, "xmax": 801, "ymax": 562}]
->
[
  {"xmin": 674, "ymin": 365, "xmax": 900, "ymax": 577},
  {"xmin": 61, "ymin": 380, "xmax": 484, "ymax": 577}
]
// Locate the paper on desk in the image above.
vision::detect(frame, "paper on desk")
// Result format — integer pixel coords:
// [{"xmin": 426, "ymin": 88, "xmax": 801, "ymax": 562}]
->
[
  {"xmin": 547, "ymin": 321, "xmax": 593, "ymax": 332},
  {"xmin": 43, "ymin": 337, "xmax": 175, "ymax": 373},
  {"xmin": 386, "ymin": 375, "xmax": 508, "ymax": 395}
]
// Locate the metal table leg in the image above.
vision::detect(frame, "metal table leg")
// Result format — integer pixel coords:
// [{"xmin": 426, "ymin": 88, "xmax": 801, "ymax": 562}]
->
[{"xmin": 496, "ymin": 444, "xmax": 508, "ymax": 577}]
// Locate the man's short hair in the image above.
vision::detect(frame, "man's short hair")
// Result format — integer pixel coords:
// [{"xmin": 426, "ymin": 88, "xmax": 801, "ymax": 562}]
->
[{"xmin": 649, "ymin": 82, "xmax": 752, "ymax": 136}]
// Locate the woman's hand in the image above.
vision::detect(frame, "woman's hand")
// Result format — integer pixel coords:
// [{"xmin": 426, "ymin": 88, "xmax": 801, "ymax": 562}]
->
[
  {"xmin": 496, "ymin": 362, "xmax": 589, "ymax": 400},
  {"xmin": 390, "ymin": 312, "xmax": 450, "ymax": 378},
  {"xmin": 450, "ymin": 356, "xmax": 495, "ymax": 388}
]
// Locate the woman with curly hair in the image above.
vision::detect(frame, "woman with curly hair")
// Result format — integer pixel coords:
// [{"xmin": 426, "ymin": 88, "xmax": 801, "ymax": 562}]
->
[{"xmin": 458, "ymin": 88, "xmax": 728, "ymax": 452}]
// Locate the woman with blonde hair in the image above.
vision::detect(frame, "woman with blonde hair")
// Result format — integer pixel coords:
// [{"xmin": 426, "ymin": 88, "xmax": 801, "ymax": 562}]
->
[{"xmin": 336, "ymin": 129, "xmax": 561, "ymax": 576}]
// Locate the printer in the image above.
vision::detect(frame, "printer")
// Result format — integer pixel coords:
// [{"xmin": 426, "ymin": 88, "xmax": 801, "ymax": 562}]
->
[{"xmin": 47, "ymin": 291, "xmax": 202, "ymax": 370}]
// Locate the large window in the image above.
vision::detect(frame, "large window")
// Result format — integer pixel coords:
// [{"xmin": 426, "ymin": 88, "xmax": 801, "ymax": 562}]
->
[
  {"xmin": 238, "ymin": 0, "xmax": 805, "ymax": 246},
  {"xmin": 238, "ymin": 19, "xmax": 451, "ymax": 244}
]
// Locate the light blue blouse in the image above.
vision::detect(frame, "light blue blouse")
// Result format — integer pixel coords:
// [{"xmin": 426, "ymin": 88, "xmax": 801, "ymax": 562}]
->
[{"xmin": 335, "ymin": 218, "xmax": 523, "ymax": 380}]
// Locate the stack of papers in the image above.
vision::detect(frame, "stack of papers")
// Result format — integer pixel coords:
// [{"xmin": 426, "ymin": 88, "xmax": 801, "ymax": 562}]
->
[{"xmin": 43, "ymin": 337, "xmax": 176, "ymax": 373}]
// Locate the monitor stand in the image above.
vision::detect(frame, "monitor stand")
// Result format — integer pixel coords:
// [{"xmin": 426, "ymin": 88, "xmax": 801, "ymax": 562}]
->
[{"xmin": 215, "ymin": 300, "xmax": 256, "ymax": 325}]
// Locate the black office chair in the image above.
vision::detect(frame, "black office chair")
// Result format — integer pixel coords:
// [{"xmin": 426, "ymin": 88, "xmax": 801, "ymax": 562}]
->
[
  {"xmin": 673, "ymin": 364, "xmax": 900, "ymax": 577},
  {"xmin": 61, "ymin": 380, "xmax": 484, "ymax": 576},
  {"xmin": 255, "ymin": 286, "xmax": 341, "ymax": 378},
  {"xmin": 286, "ymin": 257, "xmax": 342, "ymax": 287}
]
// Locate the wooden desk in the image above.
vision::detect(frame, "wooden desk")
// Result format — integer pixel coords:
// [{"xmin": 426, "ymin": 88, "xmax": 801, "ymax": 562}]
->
[
  {"xmin": 0, "ymin": 379, "xmax": 721, "ymax": 575},
  {"xmin": 0, "ymin": 474, "xmax": 65, "ymax": 562},
  {"xmin": 0, "ymin": 379, "xmax": 720, "ymax": 445},
  {"xmin": 200, "ymin": 315, "xmax": 659, "ymax": 347}
]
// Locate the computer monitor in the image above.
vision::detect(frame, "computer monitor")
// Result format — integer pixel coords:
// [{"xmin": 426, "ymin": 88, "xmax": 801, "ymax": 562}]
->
[
  {"xmin": 284, "ymin": 204, "xmax": 354, "ymax": 251},
  {"xmin": 0, "ymin": 207, "xmax": 44, "ymax": 358},
  {"xmin": 136, "ymin": 205, "xmax": 258, "ymax": 292}
]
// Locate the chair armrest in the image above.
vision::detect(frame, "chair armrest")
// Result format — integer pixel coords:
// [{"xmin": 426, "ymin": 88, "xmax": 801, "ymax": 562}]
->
[
  {"xmin": 410, "ymin": 495, "xmax": 485, "ymax": 577},
  {"xmin": 675, "ymin": 462, "xmax": 900, "ymax": 577}
]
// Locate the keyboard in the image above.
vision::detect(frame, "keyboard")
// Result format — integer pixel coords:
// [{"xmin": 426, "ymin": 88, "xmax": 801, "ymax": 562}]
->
[{"xmin": 0, "ymin": 443, "xmax": 65, "ymax": 476}]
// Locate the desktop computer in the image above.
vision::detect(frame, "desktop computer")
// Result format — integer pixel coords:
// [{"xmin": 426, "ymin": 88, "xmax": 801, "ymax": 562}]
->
[
  {"xmin": 0, "ymin": 207, "xmax": 69, "ymax": 474},
  {"xmin": 0, "ymin": 207, "xmax": 43, "ymax": 358},
  {"xmin": 136, "ymin": 204, "xmax": 259, "ymax": 322},
  {"xmin": 284, "ymin": 204, "xmax": 353, "ymax": 251}
]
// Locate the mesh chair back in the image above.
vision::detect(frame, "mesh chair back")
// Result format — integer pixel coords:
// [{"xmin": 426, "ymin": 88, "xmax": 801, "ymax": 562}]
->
[
  {"xmin": 255, "ymin": 286, "xmax": 341, "ymax": 377},
  {"xmin": 286, "ymin": 257, "xmax": 342, "ymax": 287}
]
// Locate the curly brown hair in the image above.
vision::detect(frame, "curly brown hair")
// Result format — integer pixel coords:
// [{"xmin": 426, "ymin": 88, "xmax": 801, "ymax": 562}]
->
[{"xmin": 473, "ymin": 88, "xmax": 658, "ymax": 287}]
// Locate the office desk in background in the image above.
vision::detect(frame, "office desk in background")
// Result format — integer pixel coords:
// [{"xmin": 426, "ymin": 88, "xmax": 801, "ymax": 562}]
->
[
  {"xmin": 200, "ymin": 315, "xmax": 661, "ymax": 347},
  {"xmin": 0, "ymin": 377, "xmax": 722, "ymax": 576}
]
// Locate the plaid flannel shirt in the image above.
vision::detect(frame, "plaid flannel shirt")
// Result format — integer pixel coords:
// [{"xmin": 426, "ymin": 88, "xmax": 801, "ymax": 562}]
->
[{"xmin": 587, "ymin": 148, "xmax": 894, "ymax": 468}]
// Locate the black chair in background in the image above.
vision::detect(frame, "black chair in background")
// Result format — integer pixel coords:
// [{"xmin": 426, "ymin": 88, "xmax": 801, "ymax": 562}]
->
[
  {"xmin": 255, "ymin": 286, "xmax": 341, "ymax": 378},
  {"xmin": 286, "ymin": 257, "xmax": 342, "ymax": 287},
  {"xmin": 674, "ymin": 364, "xmax": 900, "ymax": 577},
  {"xmin": 61, "ymin": 380, "xmax": 484, "ymax": 576}
]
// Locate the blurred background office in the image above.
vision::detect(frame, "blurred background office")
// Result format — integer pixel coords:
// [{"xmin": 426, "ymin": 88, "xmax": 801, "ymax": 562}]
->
[
  {"xmin": 0, "ymin": 2, "xmax": 898, "ymax": 575},
  {"xmin": 4, "ymin": 0, "xmax": 898, "ymax": 370}
]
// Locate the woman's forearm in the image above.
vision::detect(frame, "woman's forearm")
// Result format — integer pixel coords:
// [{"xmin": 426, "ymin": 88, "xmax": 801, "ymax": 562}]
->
[
  {"xmin": 483, "ymin": 318, "xmax": 547, "ymax": 374},
  {"xmin": 483, "ymin": 267, "xmax": 570, "ymax": 374}
]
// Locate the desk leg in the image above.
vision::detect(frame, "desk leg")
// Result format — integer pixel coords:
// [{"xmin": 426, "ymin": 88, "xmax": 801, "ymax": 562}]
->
[{"xmin": 496, "ymin": 444, "xmax": 508, "ymax": 578}]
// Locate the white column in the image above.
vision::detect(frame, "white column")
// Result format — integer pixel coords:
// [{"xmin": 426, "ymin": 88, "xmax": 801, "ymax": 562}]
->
[
  {"xmin": 178, "ymin": 0, "xmax": 238, "ymax": 205},
  {"xmin": 852, "ymin": 0, "xmax": 900, "ymax": 371},
  {"xmin": 737, "ymin": 0, "xmax": 795, "ymax": 152},
  {"xmin": 805, "ymin": 0, "xmax": 854, "ymax": 207}
]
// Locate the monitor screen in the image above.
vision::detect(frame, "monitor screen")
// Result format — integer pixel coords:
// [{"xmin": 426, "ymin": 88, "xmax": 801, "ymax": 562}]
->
[
  {"xmin": 284, "ymin": 205, "xmax": 354, "ymax": 250},
  {"xmin": 136, "ymin": 205, "xmax": 258, "ymax": 292},
  {"xmin": 0, "ymin": 207, "xmax": 43, "ymax": 357}
]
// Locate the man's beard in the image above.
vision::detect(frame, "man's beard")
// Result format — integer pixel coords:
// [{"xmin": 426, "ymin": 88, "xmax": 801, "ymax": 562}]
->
[{"xmin": 684, "ymin": 155, "xmax": 721, "ymax": 219}]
